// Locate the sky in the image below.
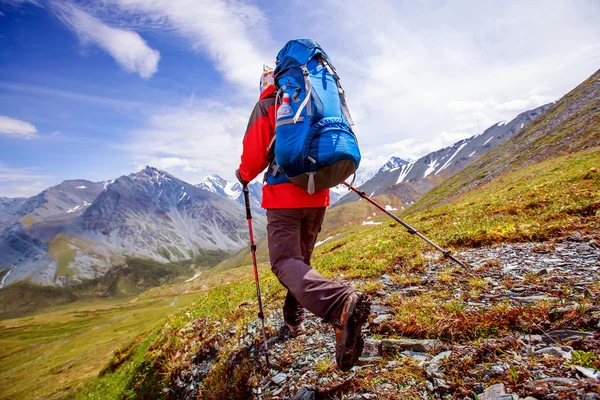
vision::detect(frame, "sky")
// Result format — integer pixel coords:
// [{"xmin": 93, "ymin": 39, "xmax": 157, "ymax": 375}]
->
[{"xmin": 0, "ymin": 0, "xmax": 599, "ymax": 197}]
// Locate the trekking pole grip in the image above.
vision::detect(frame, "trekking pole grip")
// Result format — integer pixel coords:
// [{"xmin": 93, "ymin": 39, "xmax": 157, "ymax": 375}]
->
[{"xmin": 243, "ymin": 184, "xmax": 252, "ymax": 220}]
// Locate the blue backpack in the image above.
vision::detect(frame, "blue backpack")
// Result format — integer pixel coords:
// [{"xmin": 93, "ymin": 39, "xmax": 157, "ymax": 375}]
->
[{"xmin": 266, "ymin": 39, "xmax": 361, "ymax": 194}]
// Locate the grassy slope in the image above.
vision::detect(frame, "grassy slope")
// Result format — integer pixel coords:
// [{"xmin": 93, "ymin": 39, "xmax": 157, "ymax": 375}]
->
[
  {"xmin": 66, "ymin": 145, "xmax": 599, "ymax": 400},
  {"xmin": 0, "ymin": 258, "xmax": 196, "ymax": 320},
  {"xmin": 0, "ymin": 292, "xmax": 205, "ymax": 400},
  {"xmin": 410, "ymin": 69, "xmax": 600, "ymax": 214}
]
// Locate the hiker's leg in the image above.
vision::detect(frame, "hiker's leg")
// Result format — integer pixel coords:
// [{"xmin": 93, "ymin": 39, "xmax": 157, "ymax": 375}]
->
[
  {"xmin": 283, "ymin": 207, "xmax": 325, "ymax": 324},
  {"xmin": 300, "ymin": 207, "xmax": 326, "ymax": 265},
  {"xmin": 267, "ymin": 208, "xmax": 354, "ymax": 322}
]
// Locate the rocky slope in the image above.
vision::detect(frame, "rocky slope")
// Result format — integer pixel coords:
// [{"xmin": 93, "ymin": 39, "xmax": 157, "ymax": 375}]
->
[
  {"xmin": 168, "ymin": 236, "xmax": 600, "ymax": 400},
  {"xmin": 335, "ymin": 103, "xmax": 551, "ymax": 208}
]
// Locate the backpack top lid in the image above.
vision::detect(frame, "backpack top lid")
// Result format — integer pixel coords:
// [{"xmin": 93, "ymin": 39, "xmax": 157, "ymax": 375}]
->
[{"xmin": 274, "ymin": 39, "xmax": 334, "ymax": 77}]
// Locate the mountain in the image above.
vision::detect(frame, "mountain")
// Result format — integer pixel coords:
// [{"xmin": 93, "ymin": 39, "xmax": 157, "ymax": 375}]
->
[
  {"xmin": 196, "ymin": 173, "xmax": 353, "ymax": 208},
  {"xmin": 196, "ymin": 174, "xmax": 264, "ymax": 213},
  {"xmin": 334, "ymin": 103, "xmax": 551, "ymax": 208},
  {"xmin": 410, "ymin": 68, "xmax": 600, "ymax": 214},
  {"xmin": 0, "ymin": 167, "xmax": 264, "ymax": 287}
]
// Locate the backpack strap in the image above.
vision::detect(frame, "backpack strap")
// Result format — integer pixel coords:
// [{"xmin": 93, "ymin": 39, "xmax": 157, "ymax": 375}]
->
[
  {"xmin": 321, "ymin": 58, "xmax": 355, "ymax": 126},
  {"xmin": 293, "ymin": 65, "xmax": 313, "ymax": 123}
]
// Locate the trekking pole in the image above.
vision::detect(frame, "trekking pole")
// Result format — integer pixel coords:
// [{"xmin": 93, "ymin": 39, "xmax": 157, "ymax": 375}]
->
[
  {"xmin": 242, "ymin": 184, "xmax": 270, "ymax": 368},
  {"xmin": 342, "ymin": 182, "xmax": 469, "ymax": 269}
]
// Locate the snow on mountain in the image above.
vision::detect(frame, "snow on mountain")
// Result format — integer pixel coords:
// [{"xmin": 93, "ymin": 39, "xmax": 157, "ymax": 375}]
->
[
  {"xmin": 377, "ymin": 156, "xmax": 409, "ymax": 175},
  {"xmin": 334, "ymin": 103, "xmax": 551, "ymax": 207},
  {"xmin": 196, "ymin": 174, "xmax": 264, "ymax": 214},
  {"xmin": 0, "ymin": 167, "xmax": 265, "ymax": 287}
]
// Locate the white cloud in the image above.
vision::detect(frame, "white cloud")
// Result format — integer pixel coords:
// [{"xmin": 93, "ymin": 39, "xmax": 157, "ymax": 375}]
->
[
  {"xmin": 286, "ymin": 0, "xmax": 600, "ymax": 166},
  {"xmin": 122, "ymin": 100, "xmax": 249, "ymax": 183},
  {"xmin": 51, "ymin": 2, "xmax": 160, "ymax": 79},
  {"xmin": 0, "ymin": 166, "xmax": 50, "ymax": 197},
  {"xmin": 94, "ymin": 0, "xmax": 273, "ymax": 91},
  {"xmin": 0, "ymin": 115, "xmax": 37, "ymax": 139}
]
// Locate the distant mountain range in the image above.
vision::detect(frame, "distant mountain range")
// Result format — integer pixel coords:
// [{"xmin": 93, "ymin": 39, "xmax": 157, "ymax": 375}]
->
[
  {"xmin": 197, "ymin": 174, "xmax": 264, "ymax": 214},
  {"xmin": 196, "ymin": 174, "xmax": 349, "ymax": 207},
  {"xmin": 0, "ymin": 167, "xmax": 265, "ymax": 287},
  {"xmin": 0, "ymin": 91, "xmax": 574, "ymax": 289},
  {"xmin": 334, "ymin": 103, "xmax": 551, "ymax": 208}
]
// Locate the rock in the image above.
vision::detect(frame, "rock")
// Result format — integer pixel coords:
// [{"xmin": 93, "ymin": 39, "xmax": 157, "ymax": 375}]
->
[
  {"xmin": 473, "ymin": 382, "xmax": 485, "ymax": 394},
  {"xmin": 581, "ymin": 394, "xmax": 600, "ymax": 400},
  {"xmin": 536, "ymin": 377, "xmax": 577, "ymax": 385},
  {"xmin": 541, "ymin": 329, "xmax": 594, "ymax": 343},
  {"xmin": 381, "ymin": 338, "xmax": 440, "ymax": 354},
  {"xmin": 433, "ymin": 377, "xmax": 450, "ymax": 391},
  {"xmin": 360, "ymin": 394, "xmax": 377, "ymax": 400},
  {"xmin": 490, "ymin": 364, "xmax": 505, "ymax": 376},
  {"xmin": 575, "ymin": 366, "xmax": 600, "ymax": 380},
  {"xmin": 523, "ymin": 397, "xmax": 538, "ymax": 400},
  {"xmin": 534, "ymin": 346, "xmax": 570, "ymax": 358},
  {"xmin": 519, "ymin": 334, "xmax": 543, "ymax": 343},
  {"xmin": 430, "ymin": 350, "xmax": 452, "ymax": 364},
  {"xmin": 271, "ymin": 372, "xmax": 287, "ymax": 385},
  {"xmin": 292, "ymin": 388, "xmax": 316, "ymax": 400},
  {"xmin": 361, "ymin": 339, "xmax": 381, "ymax": 357},
  {"xmin": 371, "ymin": 305, "xmax": 393, "ymax": 314},
  {"xmin": 479, "ymin": 383, "xmax": 506, "ymax": 399},
  {"xmin": 426, "ymin": 380, "xmax": 434, "ymax": 392},
  {"xmin": 401, "ymin": 351, "xmax": 431, "ymax": 362},
  {"xmin": 373, "ymin": 314, "xmax": 392, "ymax": 324}
]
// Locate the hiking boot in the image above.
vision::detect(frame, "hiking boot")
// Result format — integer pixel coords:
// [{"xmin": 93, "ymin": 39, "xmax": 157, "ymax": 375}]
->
[
  {"xmin": 333, "ymin": 292, "xmax": 371, "ymax": 371},
  {"xmin": 285, "ymin": 321, "xmax": 306, "ymax": 337}
]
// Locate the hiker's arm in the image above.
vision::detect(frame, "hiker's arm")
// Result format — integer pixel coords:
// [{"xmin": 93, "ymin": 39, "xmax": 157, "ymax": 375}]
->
[{"xmin": 238, "ymin": 100, "xmax": 274, "ymax": 182}]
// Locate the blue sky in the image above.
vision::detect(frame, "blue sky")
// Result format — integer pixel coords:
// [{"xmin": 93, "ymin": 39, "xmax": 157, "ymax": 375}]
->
[{"xmin": 1, "ymin": 0, "xmax": 599, "ymax": 197}]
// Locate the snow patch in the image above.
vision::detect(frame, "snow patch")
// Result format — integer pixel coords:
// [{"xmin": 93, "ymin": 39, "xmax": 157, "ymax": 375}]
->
[
  {"xmin": 185, "ymin": 271, "xmax": 203, "ymax": 282},
  {"xmin": 67, "ymin": 205, "xmax": 83, "ymax": 213},
  {"xmin": 497, "ymin": 121, "xmax": 506, "ymax": 126},
  {"xmin": 483, "ymin": 136, "xmax": 493, "ymax": 146},
  {"xmin": 469, "ymin": 151, "xmax": 476, "ymax": 157},
  {"xmin": 103, "ymin": 180, "xmax": 115, "ymax": 190},
  {"xmin": 315, "ymin": 236, "xmax": 334, "ymax": 247},
  {"xmin": 76, "ymin": 185, "xmax": 87, "ymax": 189},
  {"xmin": 423, "ymin": 159, "xmax": 439, "ymax": 178},
  {"xmin": 520, "ymin": 123, "xmax": 524, "ymax": 129},
  {"xmin": 385, "ymin": 205, "xmax": 398, "ymax": 211},
  {"xmin": 0, "ymin": 269, "xmax": 12, "ymax": 289},
  {"xmin": 396, "ymin": 162, "xmax": 415, "ymax": 184},
  {"xmin": 437, "ymin": 142, "xmax": 468, "ymax": 173}
]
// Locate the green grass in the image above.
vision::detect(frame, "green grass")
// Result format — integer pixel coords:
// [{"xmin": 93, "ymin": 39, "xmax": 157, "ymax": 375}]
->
[
  {"xmin": 0, "ymin": 258, "xmax": 197, "ymax": 320},
  {"xmin": 48, "ymin": 234, "xmax": 77, "ymax": 278},
  {"xmin": 0, "ymin": 292, "xmax": 206, "ymax": 400},
  {"xmin": 66, "ymin": 146, "xmax": 600, "ymax": 399},
  {"xmin": 4, "ymin": 145, "xmax": 599, "ymax": 399}
]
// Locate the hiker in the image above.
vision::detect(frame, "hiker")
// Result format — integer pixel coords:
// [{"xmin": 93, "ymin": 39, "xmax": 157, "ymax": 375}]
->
[{"xmin": 235, "ymin": 49, "xmax": 370, "ymax": 371}]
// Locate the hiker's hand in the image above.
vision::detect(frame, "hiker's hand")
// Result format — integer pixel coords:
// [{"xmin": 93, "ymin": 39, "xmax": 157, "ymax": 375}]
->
[{"xmin": 235, "ymin": 169, "xmax": 248, "ymax": 186}]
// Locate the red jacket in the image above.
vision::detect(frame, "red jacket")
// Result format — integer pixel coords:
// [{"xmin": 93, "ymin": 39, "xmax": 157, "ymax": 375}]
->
[{"xmin": 238, "ymin": 84, "xmax": 330, "ymax": 209}]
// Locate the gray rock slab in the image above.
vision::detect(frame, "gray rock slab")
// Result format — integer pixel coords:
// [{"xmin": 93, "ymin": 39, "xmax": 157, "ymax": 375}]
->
[
  {"xmin": 292, "ymin": 388, "xmax": 316, "ymax": 400},
  {"xmin": 271, "ymin": 372, "xmax": 287, "ymax": 385},
  {"xmin": 381, "ymin": 338, "xmax": 440, "ymax": 354}
]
